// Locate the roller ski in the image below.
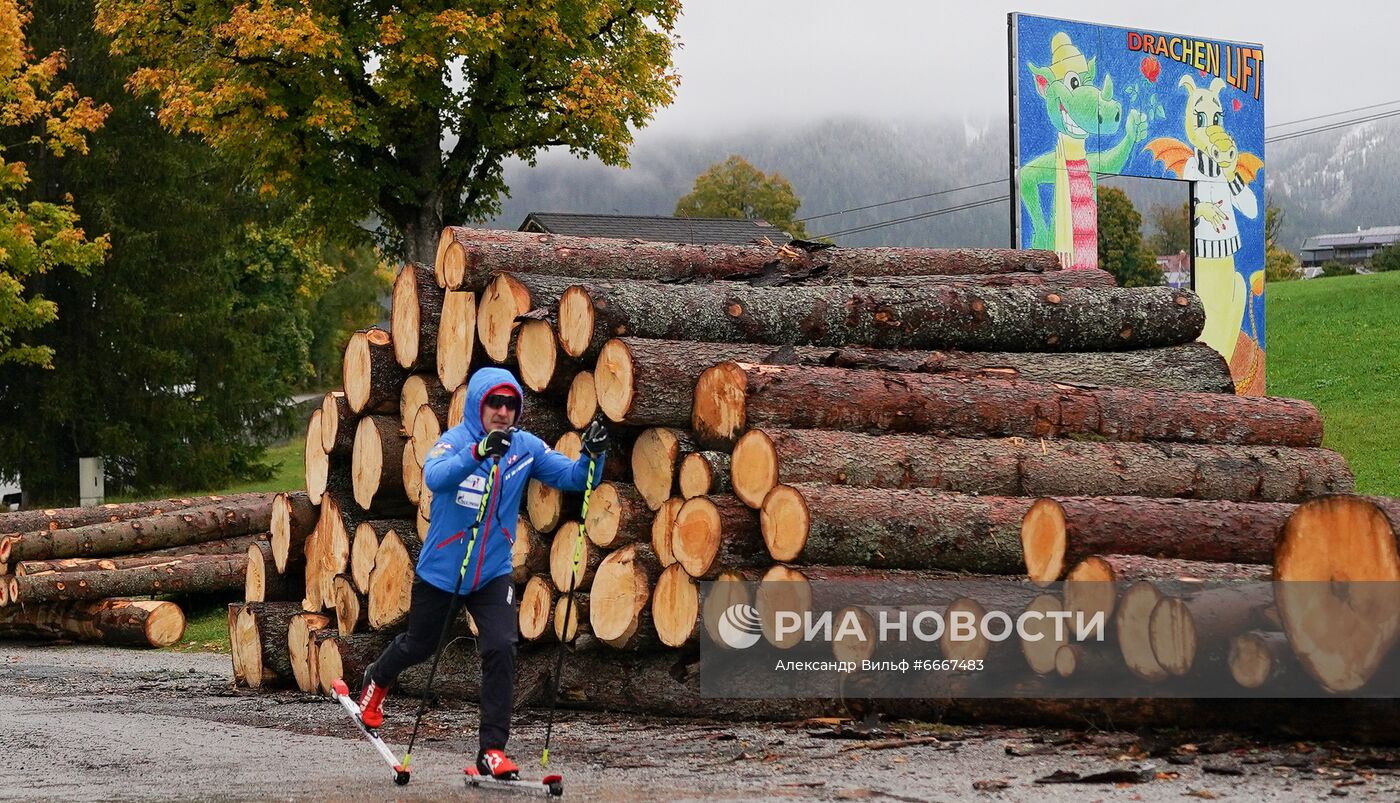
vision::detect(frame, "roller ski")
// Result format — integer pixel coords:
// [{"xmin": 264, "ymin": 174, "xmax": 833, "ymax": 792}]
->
[
  {"xmin": 330, "ymin": 678, "xmax": 412, "ymax": 786},
  {"xmin": 465, "ymin": 750, "xmax": 563, "ymax": 797}
]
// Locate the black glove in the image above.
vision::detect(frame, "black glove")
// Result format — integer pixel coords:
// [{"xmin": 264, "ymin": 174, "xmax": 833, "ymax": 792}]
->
[
  {"xmin": 581, "ymin": 419, "xmax": 610, "ymax": 458},
  {"xmin": 474, "ymin": 428, "xmax": 512, "ymax": 460}
]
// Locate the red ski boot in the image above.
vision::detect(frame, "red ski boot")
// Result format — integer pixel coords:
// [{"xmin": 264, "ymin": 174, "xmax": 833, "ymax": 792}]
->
[
  {"xmin": 357, "ymin": 667, "xmax": 388, "ymax": 729},
  {"xmin": 476, "ymin": 749, "xmax": 520, "ymax": 780}
]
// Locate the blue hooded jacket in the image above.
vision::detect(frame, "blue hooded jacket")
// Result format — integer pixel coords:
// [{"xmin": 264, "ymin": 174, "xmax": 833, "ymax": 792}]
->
[{"xmin": 418, "ymin": 367, "xmax": 604, "ymax": 594}]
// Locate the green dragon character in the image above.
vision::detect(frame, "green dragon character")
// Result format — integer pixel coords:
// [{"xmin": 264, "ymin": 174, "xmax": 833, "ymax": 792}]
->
[{"xmin": 1019, "ymin": 32, "xmax": 1148, "ymax": 269}]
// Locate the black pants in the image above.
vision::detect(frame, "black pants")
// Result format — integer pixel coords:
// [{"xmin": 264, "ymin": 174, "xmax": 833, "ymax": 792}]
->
[{"xmin": 369, "ymin": 575, "xmax": 517, "ymax": 752}]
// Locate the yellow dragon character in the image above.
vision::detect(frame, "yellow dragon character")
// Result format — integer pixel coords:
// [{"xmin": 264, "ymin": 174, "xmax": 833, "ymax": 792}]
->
[{"xmin": 1144, "ymin": 75, "xmax": 1265, "ymax": 391}]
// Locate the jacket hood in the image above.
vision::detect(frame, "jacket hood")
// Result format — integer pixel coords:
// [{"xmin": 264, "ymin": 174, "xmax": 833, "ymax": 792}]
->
[{"xmin": 462, "ymin": 367, "xmax": 524, "ymax": 441}]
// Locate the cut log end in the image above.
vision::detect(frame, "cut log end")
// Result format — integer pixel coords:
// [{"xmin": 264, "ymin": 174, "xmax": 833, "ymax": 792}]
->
[
  {"xmin": 245, "ymin": 543, "xmax": 267, "ymax": 602},
  {"xmin": 731, "ymin": 429, "xmax": 778, "ymax": 508},
  {"xmin": 517, "ymin": 319, "xmax": 559, "ymax": 394},
  {"xmin": 303, "ymin": 411, "xmax": 329, "ymax": 504},
  {"xmin": 1063, "ymin": 556, "xmax": 1118, "ymax": 626},
  {"xmin": 478, "ymin": 274, "xmax": 529, "ymax": 363},
  {"xmin": 351, "ymin": 417, "xmax": 386, "ymax": 511},
  {"xmin": 1229, "ymin": 631, "xmax": 1286, "ymax": 689},
  {"xmin": 548, "ymin": 522, "xmax": 592, "ymax": 593},
  {"xmin": 1147, "ymin": 597, "xmax": 1196, "ymax": 677},
  {"xmin": 558, "ymin": 286, "xmax": 596, "ymax": 359},
  {"xmin": 595, "ymin": 338, "xmax": 635, "ymax": 423},
  {"xmin": 588, "ymin": 544, "xmax": 658, "ymax": 648},
  {"xmin": 320, "ymin": 392, "xmax": 344, "ymax": 454},
  {"xmin": 391, "ymin": 267, "xmax": 421, "ymax": 369},
  {"xmin": 672, "ymin": 497, "xmax": 721, "ymax": 579},
  {"xmin": 702, "ymin": 569, "xmax": 752, "ymax": 647},
  {"xmin": 630, "ymin": 428, "xmax": 688, "ymax": 511},
  {"xmin": 1020, "ymin": 498, "xmax": 1068, "ymax": 585},
  {"xmin": 553, "ymin": 593, "xmax": 588, "ymax": 643},
  {"xmin": 566, "ymin": 370, "xmax": 598, "ymax": 431},
  {"xmin": 342, "ymin": 329, "xmax": 393, "ymax": 412},
  {"xmin": 759, "ymin": 484, "xmax": 809, "ymax": 563},
  {"xmin": 518, "ymin": 575, "xmax": 556, "ymax": 642},
  {"xmin": 140, "ymin": 600, "xmax": 187, "ymax": 647},
  {"xmin": 1116, "ymin": 581, "xmax": 1169, "ymax": 682},
  {"xmin": 652, "ymin": 563, "xmax": 699, "ymax": 647},
  {"xmin": 692, "ymin": 362, "xmax": 749, "ymax": 445},
  {"xmin": 651, "ymin": 497, "xmax": 683, "ymax": 567},
  {"xmin": 438, "ymin": 290, "xmax": 475, "ymax": 392},
  {"xmin": 679, "ymin": 452, "xmax": 730, "ymax": 501},
  {"xmin": 757, "ymin": 564, "xmax": 812, "ymax": 649},
  {"xmin": 1020, "ymin": 593, "xmax": 1067, "ymax": 675}
]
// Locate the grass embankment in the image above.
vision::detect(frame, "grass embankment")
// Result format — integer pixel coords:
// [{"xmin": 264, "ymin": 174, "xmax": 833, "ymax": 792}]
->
[{"xmin": 1267, "ymin": 271, "xmax": 1400, "ymax": 496}]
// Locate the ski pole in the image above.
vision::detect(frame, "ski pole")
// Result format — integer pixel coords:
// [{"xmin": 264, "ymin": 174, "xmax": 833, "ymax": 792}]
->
[
  {"xmin": 540, "ymin": 453, "xmax": 598, "ymax": 768},
  {"xmin": 399, "ymin": 455, "xmax": 501, "ymax": 778}
]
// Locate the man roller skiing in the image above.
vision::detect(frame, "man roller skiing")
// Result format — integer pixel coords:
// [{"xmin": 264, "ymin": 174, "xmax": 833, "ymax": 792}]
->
[{"xmin": 355, "ymin": 366, "xmax": 608, "ymax": 781}]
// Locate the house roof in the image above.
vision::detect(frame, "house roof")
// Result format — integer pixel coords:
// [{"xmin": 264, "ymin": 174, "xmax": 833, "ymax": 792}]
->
[
  {"xmin": 519, "ymin": 212, "xmax": 791, "ymax": 245},
  {"xmin": 1300, "ymin": 225, "xmax": 1400, "ymax": 251}
]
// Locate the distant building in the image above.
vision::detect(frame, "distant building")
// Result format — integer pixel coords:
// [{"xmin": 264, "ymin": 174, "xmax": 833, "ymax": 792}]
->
[
  {"xmin": 518, "ymin": 212, "xmax": 791, "ymax": 245},
  {"xmin": 1299, "ymin": 225, "xmax": 1400, "ymax": 268},
  {"xmin": 1156, "ymin": 250, "xmax": 1191, "ymax": 289}
]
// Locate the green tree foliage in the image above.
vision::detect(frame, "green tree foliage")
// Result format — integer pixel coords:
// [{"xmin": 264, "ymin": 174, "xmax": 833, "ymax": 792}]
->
[
  {"xmin": 307, "ymin": 243, "xmax": 394, "ymax": 390},
  {"xmin": 1265, "ymin": 245, "xmax": 1304, "ymax": 282},
  {"xmin": 0, "ymin": 0, "xmax": 333, "ymax": 503},
  {"xmin": 1143, "ymin": 201, "xmax": 1190, "ymax": 255},
  {"xmin": 94, "ymin": 0, "xmax": 682, "ymax": 263},
  {"xmin": 1321, "ymin": 261, "xmax": 1356, "ymax": 278},
  {"xmin": 1371, "ymin": 242, "xmax": 1400, "ymax": 272},
  {"xmin": 0, "ymin": 0, "xmax": 108, "ymax": 368},
  {"xmin": 1096, "ymin": 187, "xmax": 1163, "ymax": 287},
  {"xmin": 675, "ymin": 155, "xmax": 811, "ymax": 239}
]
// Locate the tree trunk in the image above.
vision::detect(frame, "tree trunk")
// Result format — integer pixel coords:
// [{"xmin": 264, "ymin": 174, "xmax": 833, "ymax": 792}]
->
[
  {"xmin": 679, "ymin": 452, "xmax": 731, "ymax": 500},
  {"xmin": 760, "ymin": 484, "xmax": 1031, "ymax": 572},
  {"xmin": 320, "ymin": 391, "xmax": 356, "ymax": 456},
  {"xmin": 651, "ymin": 563, "xmax": 699, "ymax": 647},
  {"xmin": 287, "ymin": 611, "xmax": 332, "ymax": 693},
  {"xmin": 1273, "ymin": 496, "xmax": 1400, "ymax": 693},
  {"xmin": 583, "ymin": 482, "xmax": 650, "ymax": 549},
  {"xmin": 823, "ymin": 268, "xmax": 1114, "ymax": 288},
  {"xmin": 306, "ymin": 495, "xmax": 364, "ymax": 612},
  {"xmin": 351, "ymin": 415, "xmax": 409, "ymax": 512},
  {"xmin": 555, "ymin": 279, "xmax": 1203, "ymax": 361},
  {"xmin": 672, "ymin": 495, "xmax": 765, "ymax": 580},
  {"xmin": 0, "ymin": 599, "xmax": 185, "ymax": 648},
  {"xmin": 16, "ymin": 532, "xmax": 265, "ymax": 575},
  {"xmin": 245, "ymin": 541, "xmax": 304, "ymax": 603},
  {"xmin": 588, "ymin": 543, "xmax": 663, "ymax": 650},
  {"xmin": 343, "ymin": 327, "xmax": 409, "ymax": 414},
  {"xmin": 233, "ymin": 601, "xmax": 303, "ymax": 688},
  {"xmin": 566, "ymin": 370, "xmax": 598, "ymax": 430},
  {"xmin": 1020, "ymin": 496, "xmax": 1296, "ymax": 585},
  {"xmin": 304, "ymin": 410, "xmax": 331, "ymax": 505},
  {"xmin": 271, "ymin": 491, "xmax": 317, "ymax": 575},
  {"xmin": 693, "ymin": 362, "xmax": 1324, "ymax": 448},
  {"xmin": 8, "ymin": 496, "xmax": 274, "ymax": 562},
  {"xmin": 391, "ymin": 263, "xmax": 444, "ymax": 371},
  {"xmin": 435, "ymin": 227, "xmax": 1061, "ymax": 291},
  {"xmin": 628, "ymin": 428, "xmax": 697, "ymax": 510},
  {"xmin": 1054, "ymin": 643, "xmax": 1123, "ymax": 680},
  {"xmin": 730, "ymin": 428, "xmax": 1351, "ymax": 511},
  {"xmin": 0, "ymin": 493, "xmax": 268, "ymax": 538},
  {"xmin": 400, "ymin": 374, "xmax": 451, "ymax": 435},
  {"xmin": 437, "ymin": 289, "xmax": 478, "ymax": 392},
  {"xmin": 10, "ymin": 553, "xmax": 246, "ymax": 605},
  {"xmin": 316, "ymin": 629, "xmax": 397, "ymax": 695}
]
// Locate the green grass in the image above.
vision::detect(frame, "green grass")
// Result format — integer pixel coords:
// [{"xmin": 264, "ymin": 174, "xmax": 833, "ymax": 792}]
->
[
  {"xmin": 164, "ymin": 593, "xmax": 238, "ymax": 654},
  {"xmin": 106, "ymin": 438, "xmax": 306, "ymax": 503},
  {"xmin": 1267, "ymin": 271, "xmax": 1400, "ymax": 496}
]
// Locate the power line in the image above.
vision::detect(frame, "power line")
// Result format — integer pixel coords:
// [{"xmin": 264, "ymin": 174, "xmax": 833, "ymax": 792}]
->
[
  {"xmin": 817, "ymin": 196, "xmax": 1009, "ymax": 238},
  {"xmin": 1267, "ymin": 99, "xmax": 1400, "ymax": 130},
  {"xmin": 1266, "ymin": 107, "xmax": 1400, "ymax": 143},
  {"xmin": 795, "ymin": 179, "xmax": 1005, "ymax": 223}
]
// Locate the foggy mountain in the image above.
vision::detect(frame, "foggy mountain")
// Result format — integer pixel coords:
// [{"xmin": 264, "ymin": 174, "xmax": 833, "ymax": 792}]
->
[{"xmin": 485, "ymin": 116, "xmax": 1400, "ymax": 253}]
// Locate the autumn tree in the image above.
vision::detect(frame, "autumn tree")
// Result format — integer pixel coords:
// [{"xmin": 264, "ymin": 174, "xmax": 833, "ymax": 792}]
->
[
  {"xmin": 1096, "ymin": 186, "xmax": 1163, "ymax": 287},
  {"xmin": 675, "ymin": 155, "xmax": 810, "ymax": 239},
  {"xmin": 1144, "ymin": 201, "xmax": 1190, "ymax": 256},
  {"xmin": 0, "ymin": 0, "xmax": 107, "ymax": 367},
  {"xmin": 93, "ymin": 1, "xmax": 682, "ymax": 263}
]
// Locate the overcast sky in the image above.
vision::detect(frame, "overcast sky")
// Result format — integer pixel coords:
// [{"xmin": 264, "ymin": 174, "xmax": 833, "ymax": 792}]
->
[{"xmin": 642, "ymin": 1, "xmax": 1392, "ymax": 136}]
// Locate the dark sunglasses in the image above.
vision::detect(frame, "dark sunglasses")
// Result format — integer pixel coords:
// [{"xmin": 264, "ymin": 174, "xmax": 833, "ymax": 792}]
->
[{"xmin": 483, "ymin": 393, "xmax": 521, "ymax": 413}]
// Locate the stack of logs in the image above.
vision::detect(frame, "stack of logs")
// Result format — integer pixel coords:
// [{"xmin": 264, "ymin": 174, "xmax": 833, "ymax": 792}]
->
[
  {"xmin": 0, "ymin": 494, "xmax": 272, "ymax": 648},
  {"xmin": 229, "ymin": 227, "xmax": 1400, "ymax": 735}
]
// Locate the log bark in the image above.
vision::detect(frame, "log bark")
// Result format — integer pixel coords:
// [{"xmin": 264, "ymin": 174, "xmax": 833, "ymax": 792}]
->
[
  {"xmin": 566, "ymin": 370, "xmax": 598, "ymax": 430},
  {"xmin": 233, "ymin": 602, "xmax": 302, "ymax": 689},
  {"xmin": 436, "ymin": 227, "xmax": 1061, "ymax": 291},
  {"xmin": 588, "ymin": 543, "xmax": 663, "ymax": 650},
  {"xmin": 0, "ymin": 493, "xmax": 268, "ymax": 538},
  {"xmin": 671, "ymin": 495, "xmax": 765, "ymax": 580},
  {"xmin": 557, "ymin": 279, "xmax": 1203, "ymax": 361},
  {"xmin": 320, "ymin": 391, "xmax": 356, "ymax": 456},
  {"xmin": 0, "ymin": 598, "xmax": 185, "ymax": 648},
  {"xmin": 343, "ymin": 327, "xmax": 409, "ymax": 414},
  {"xmin": 583, "ymin": 482, "xmax": 650, "ymax": 549},
  {"xmin": 9, "ymin": 554, "xmax": 246, "ymax": 606},
  {"xmin": 629, "ymin": 428, "xmax": 697, "ymax": 511},
  {"xmin": 271, "ymin": 491, "xmax": 317, "ymax": 575},
  {"xmin": 245, "ymin": 541, "xmax": 304, "ymax": 603},
  {"xmin": 679, "ymin": 452, "xmax": 731, "ymax": 500},
  {"xmin": 351, "ymin": 415, "xmax": 408, "ymax": 512},
  {"xmin": 9, "ymin": 497, "xmax": 274, "ymax": 562},
  {"xmin": 1020, "ymin": 496, "xmax": 1296, "ymax": 585},
  {"xmin": 437, "ymin": 289, "xmax": 478, "ymax": 392},
  {"xmin": 730, "ymin": 428, "xmax": 1352, "ymax": 511},
  {"xmin": 16, "ymin": 533, "xmax": 265, "ymax": 575},
  {"xmin": 1273, "ymin": 495, "xmax": 1400, "ymax": 693},
  {"xmin": 760, "ymin": 484, "xmax": 1030, "ymax": 572},
  {"xmin": 391, "ymin": 263, "xmax": 444, "ymax": 371},
  {"xmin": 693, "ymin": 361, "xmax": 1323, "ymax": 449},
  {"xmin": 518, "ymin": 575, "xmax": 556, "ymax": 642},
  {"xmin": 400, "ymin": 374, "xmax": 451, "ymax": 435},
  {"xmin": 511, "ymin": 516, "xmax": 548, "ymax": 584},
  {"xmin": 287, "ymin": 612, "xmax": 332, "ymax": 693}
]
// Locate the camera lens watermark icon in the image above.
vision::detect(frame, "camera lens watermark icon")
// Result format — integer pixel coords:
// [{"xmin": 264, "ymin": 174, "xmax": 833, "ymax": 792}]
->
[{"xmin": 717, "ymin": 603, "xmax": 763, "ymax": 649}]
